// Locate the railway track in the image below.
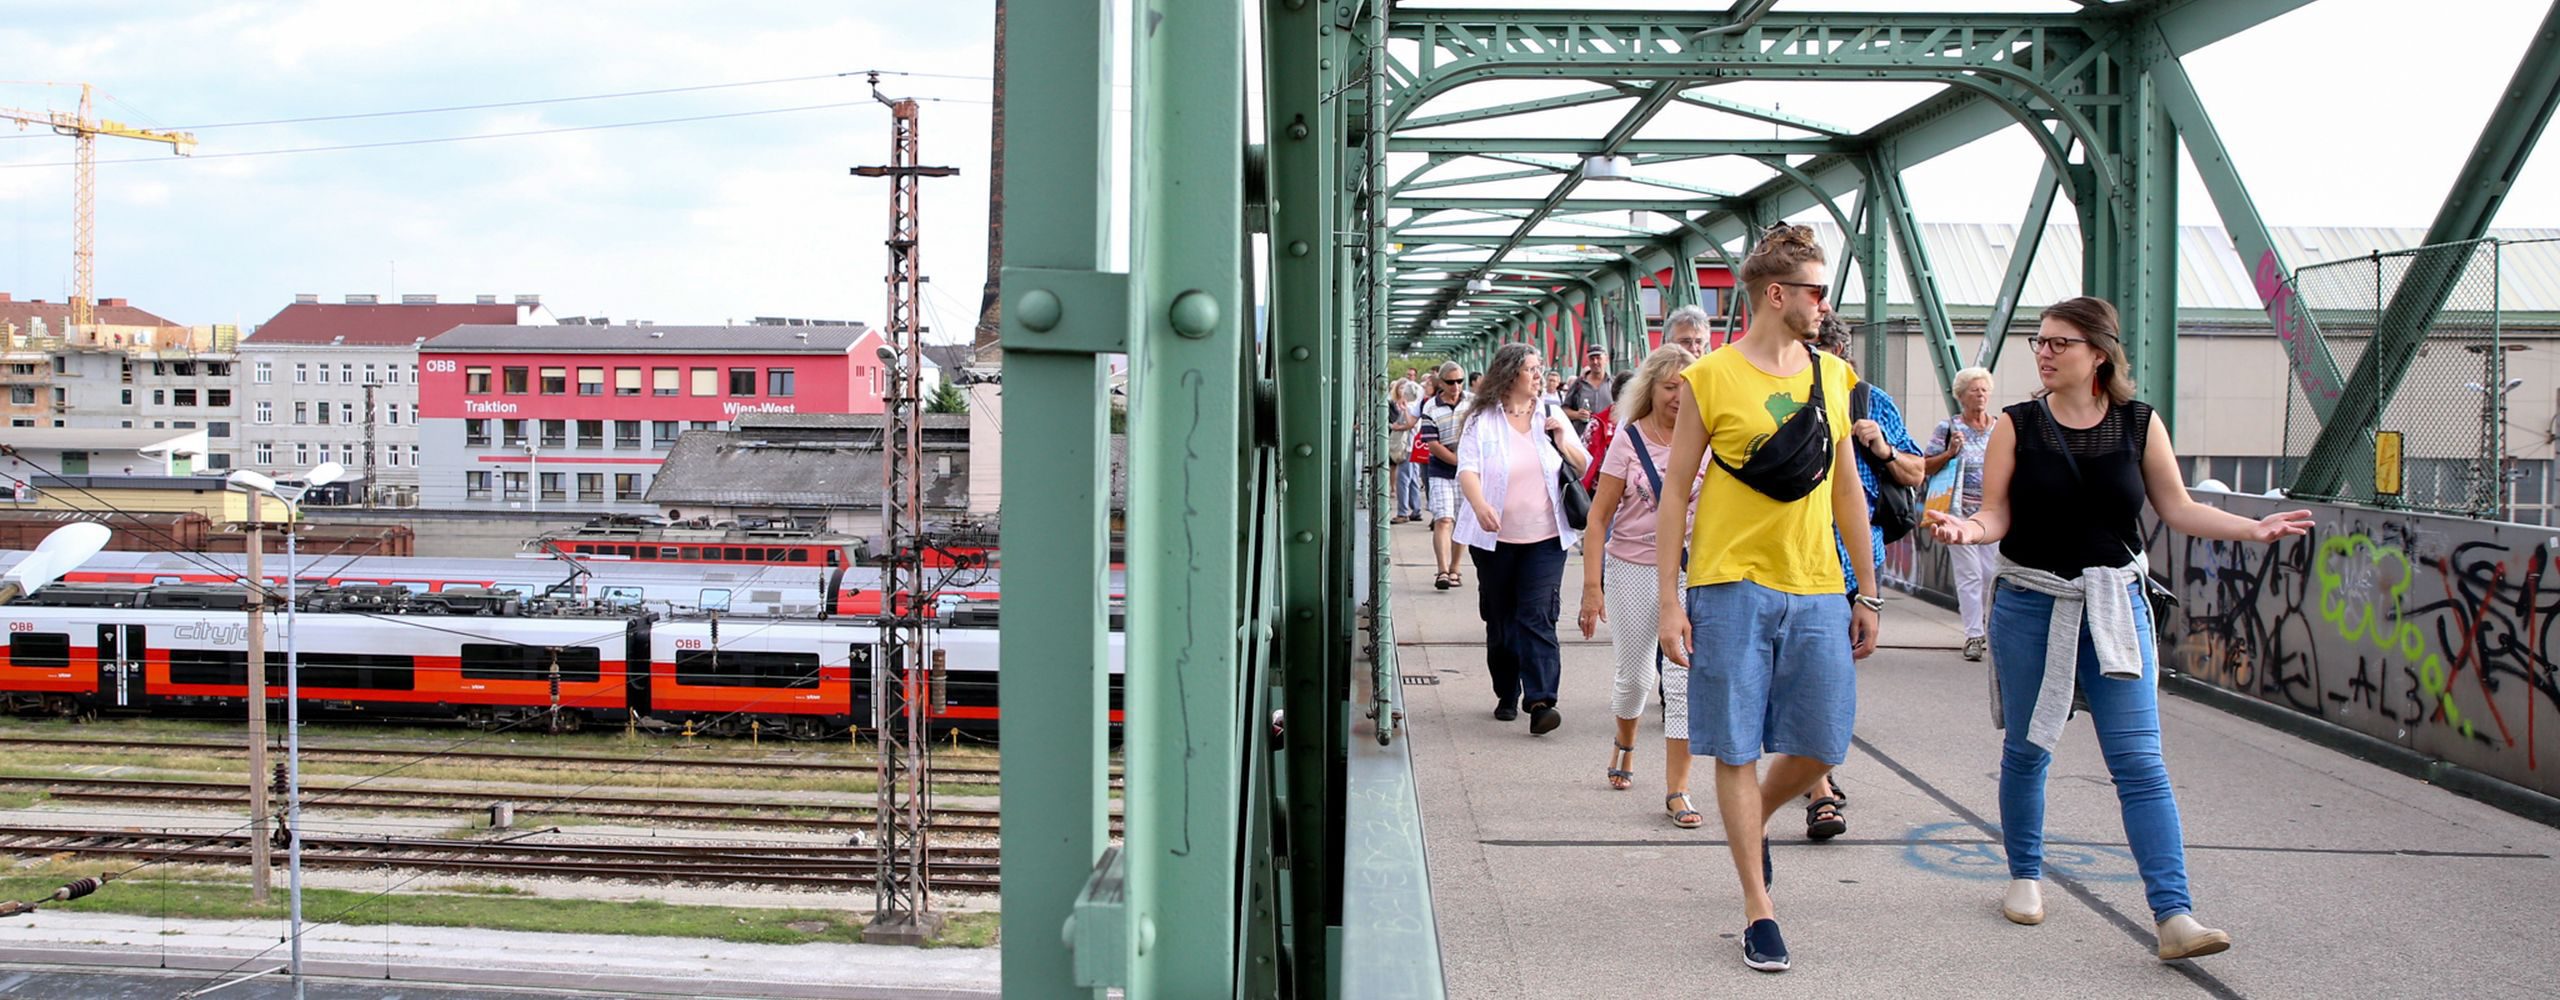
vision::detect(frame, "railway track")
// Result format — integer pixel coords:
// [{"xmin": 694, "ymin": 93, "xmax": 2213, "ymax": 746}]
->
[
  {"xmin": 0, "ymin": 734, "xmax": 1094, "ymax": 786},
  {"xmin": 0, "ymin": 823, "xmax": 1003, "ymax": 893}
]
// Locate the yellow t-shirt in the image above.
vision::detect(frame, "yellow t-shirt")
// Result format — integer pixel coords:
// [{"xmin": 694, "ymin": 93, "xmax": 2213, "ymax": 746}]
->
[{"xmin": 1681, "ymin": 345, "xmax": 1858, "ymax": 595}]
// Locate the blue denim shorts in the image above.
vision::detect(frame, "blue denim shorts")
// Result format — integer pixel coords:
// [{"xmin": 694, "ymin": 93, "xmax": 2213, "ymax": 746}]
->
[{"xmin": 1685, "ymin": 580, "xmax": 1858, "ymax": 766}]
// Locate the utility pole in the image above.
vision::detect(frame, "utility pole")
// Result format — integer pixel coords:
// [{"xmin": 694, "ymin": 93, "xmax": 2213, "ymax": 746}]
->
[
  {"xmin": 362, "ymin": 383, "xmax": 378, "ymax": 508},
  {"xmin": 851, "ymin": 71, "xmax": 957, "ymax": 946},
  {"xmin": 240, "ymin": 499, "xmax": 274, "ymax": 904}
]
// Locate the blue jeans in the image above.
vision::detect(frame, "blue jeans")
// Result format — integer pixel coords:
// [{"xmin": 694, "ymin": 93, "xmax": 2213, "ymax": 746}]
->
[
  {"xmin": 1989, "ymin": 579, "xmax": 2192, "ymax": 921},
  {"xmin": 1396, "ymin": 462, "xmax": 1425, "ymax": 517},
  {"xmin": 1468, "ymin": 538, "xmax": 1567, "ymax": 708}
]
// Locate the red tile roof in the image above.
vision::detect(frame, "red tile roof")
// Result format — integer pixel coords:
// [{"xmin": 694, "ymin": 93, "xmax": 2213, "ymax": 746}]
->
[
  {"xmin": 245, "ymin": 302, "xmax": 523, "ymax": 346},
  {"xmin": 0, "ymin": 294, "xmax": 180, "ymax": 330}
]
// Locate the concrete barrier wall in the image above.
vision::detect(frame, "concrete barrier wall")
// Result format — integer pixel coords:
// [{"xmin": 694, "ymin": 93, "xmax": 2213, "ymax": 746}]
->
[{"xmin": 2147, "ymin": 493, "xmax": 2560, "ymax": 800}]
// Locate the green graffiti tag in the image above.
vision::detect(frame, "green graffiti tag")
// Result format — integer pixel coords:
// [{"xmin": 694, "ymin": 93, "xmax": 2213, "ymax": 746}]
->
[{"xmin": 2313, "ymin": 534, "xmax": 2473, "ymax": 739}]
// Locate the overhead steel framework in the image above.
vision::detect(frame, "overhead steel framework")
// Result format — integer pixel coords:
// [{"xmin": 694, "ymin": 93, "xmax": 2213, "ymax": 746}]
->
[{"xmin": 993, "ymin": 2, "xmax": 2560, "ymax": 997}]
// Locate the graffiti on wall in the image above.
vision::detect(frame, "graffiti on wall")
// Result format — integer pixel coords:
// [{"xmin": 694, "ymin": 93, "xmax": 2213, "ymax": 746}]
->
[{"xmin": 2153, "ymin": 496, "xmax": 2560, "ymax": 798}]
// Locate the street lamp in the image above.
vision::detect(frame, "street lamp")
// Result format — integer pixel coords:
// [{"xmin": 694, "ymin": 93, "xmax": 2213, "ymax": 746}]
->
[
  {"xmin": 0, "ymin": 523, "xmax": 112, "ymax": 605},
  {"xmin": 225, "ymin": 460, "xmax": 343, "ymax": 999}
]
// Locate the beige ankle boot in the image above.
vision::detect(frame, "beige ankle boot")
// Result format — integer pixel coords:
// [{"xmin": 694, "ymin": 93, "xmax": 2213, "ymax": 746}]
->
[
  {"xmin": 2001, "ymin": 879, "xmax": 2043, "ymax": 925},
  {"xmin": 2155, "ymin": 914, "xmax": 2231, "ymax": 960}
]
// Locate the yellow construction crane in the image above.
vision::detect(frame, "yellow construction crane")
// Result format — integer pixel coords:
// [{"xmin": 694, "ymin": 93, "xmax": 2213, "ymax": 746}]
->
[{"xmin": 1, "ymin": 83, "xmax": 195, "ymax": 329}]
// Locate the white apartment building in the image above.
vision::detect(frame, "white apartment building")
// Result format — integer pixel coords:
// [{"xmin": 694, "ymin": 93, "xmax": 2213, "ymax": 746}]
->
[{"xmin": 235, "ymin": 294, "xmax": 551, "ymax": 505}]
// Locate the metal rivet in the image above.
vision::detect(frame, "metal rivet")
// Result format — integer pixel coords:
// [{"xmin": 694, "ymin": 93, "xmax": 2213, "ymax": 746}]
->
[
  {"xmin": 1294, "ymin": 444, "xmax": 1313, "ymax": 457},
  {"xmin": 1017, "ymin": 289, "xmax": 1063, "ymax": 333},
  {"xmin": 1297, "ymin": 608, "xmax": 1315, "ymax": 620},
  {"xmin": 1289, "ymin": 241, "xmax": 1310, "ymax": 257},
  {"xmin": 1288, "ymin": 121, "xmax": 1309, "ymax": 140},
  {"xmin": 1295, "ymin": 531, "xmax": 1315, "ymax": 543},
  {"xmin": 1169, "ymin": 291, "xmax": 1219, "ymax": 338},
  {"xmin": 1290, "ymin": 347, "xmax": 1310, "ymax": 361},
  {"xmin": 1136, "ymin": 915, "xmax": 1155, "ymax": 955}
]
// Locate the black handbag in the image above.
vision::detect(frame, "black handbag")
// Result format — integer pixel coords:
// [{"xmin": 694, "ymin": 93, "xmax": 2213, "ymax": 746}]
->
[
  {"xmin": 1712, "ymin": 345, "xmax": 1834, "ymax": 502},
  {"xmin": 1550, "ymin": 403, "xmax": 1592, "ymax": 530},
  {"xmin": 1851, "ymin": 383, "xmax": 1924, "ymax": 545}
]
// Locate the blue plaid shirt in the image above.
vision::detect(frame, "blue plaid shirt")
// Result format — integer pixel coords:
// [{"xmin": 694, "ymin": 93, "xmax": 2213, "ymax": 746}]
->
[{"xmin": 1836, "ymin": 384, "xmax": 1920, "ymax": 595}]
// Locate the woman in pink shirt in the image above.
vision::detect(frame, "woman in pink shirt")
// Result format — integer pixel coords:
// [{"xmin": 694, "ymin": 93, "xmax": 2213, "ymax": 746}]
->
[
  {"xmin": 1455, "ymin": 343, "xmax": 1590, "ymax": 735},
  {"xmin": 1575, "ymin": 345, "xmax": 1704, "ymax": 827}
]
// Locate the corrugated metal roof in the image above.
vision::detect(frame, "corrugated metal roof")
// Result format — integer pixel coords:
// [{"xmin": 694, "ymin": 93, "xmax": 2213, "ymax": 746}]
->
[
  {"xmin": 1801, "ymin": 223, "xmax": 2560, "ymax": 314},
  {"xmin": 424, "ymin": 324, "xmax": 870, "ymax": 354}
]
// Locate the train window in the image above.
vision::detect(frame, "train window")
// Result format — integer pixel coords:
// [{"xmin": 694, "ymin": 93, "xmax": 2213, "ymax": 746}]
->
[
  {"xmin": 680, "ymin": 546, "xmax": 700, "ymax": 559},
  {"xmin": 725, "ymin": 547, "xmax": 745, "ymax": 561},
  {"xmin": 6, "ymin": 632, "xmax": 71, "ymax": 670},
  {"xmin": 788, "ymin": 548, "xmax": 811, "ymax": 563},
  {"xmin": 826, "ymin": 549, "xmax": 841, "ymax": 567},
  {"xmin": 745, "ymin": 547, "xmax": 766, "ymax": 561},
  {"xmin": 699, "ymin": 589, "xmax": 732, "ymax": 612},
  {"xmin": 168, "ymin": 647, "xmax": 251, "ymax": 686},
  {"xmin": 673, "ymin": 649, "xmax": 821, "ymax": 689},
  {"xmin": 659, "ymin": 547, "xmax": 679, "ymax": 560},
  {"xmin": 393, "ymin": 582, "xmax": 430, "ymax": 595},
  {"xmin": 703, "ymin": 547, "xmax": 724, "ymax": 562},
  {"xmin": 460, "ymin": 644, "xmax": 601, "ymax": 684},
  {"xmin": 300, "ymin": 652, "xmax": 417, "ymax": 690}
]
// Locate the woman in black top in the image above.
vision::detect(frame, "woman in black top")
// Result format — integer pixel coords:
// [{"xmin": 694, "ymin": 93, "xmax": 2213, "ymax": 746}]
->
[{"xmin": 1922, "ymin": 297, "xmax": 2310, "ymax": 962}]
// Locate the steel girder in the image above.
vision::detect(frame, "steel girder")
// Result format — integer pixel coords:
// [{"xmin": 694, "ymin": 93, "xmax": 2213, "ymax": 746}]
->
[
  {"xmin": 2290, "ymin": 0, "xmax": 2560, "ymax": 497},
  {"xmin": 1370, "ymin": 0, "xmax": 2316, "ymax": 371}
]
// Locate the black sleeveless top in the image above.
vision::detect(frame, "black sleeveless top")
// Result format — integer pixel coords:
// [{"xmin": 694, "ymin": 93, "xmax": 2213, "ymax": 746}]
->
[{"xmin": 1998, "ymin": 398, "xmax": 2153, "ymax": 577}]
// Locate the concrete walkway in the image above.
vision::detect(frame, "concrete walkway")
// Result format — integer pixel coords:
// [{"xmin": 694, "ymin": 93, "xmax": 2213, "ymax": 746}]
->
[{"xmin": 1388, "ymin": 525, "xmax": 2560, "ymax": 1000}]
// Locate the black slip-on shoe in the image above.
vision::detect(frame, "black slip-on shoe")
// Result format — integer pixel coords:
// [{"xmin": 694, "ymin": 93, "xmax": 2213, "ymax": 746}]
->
[
  {"xmin": 1493, "ymin": 700, "xmax": 1518, "ymax": 722},
  {"xmin": 1742, "ymin": 918, "xmax": 1790, "ymax": 972},
  {"xmin": 1529, "ymin": 705, "xmax": 1561, "ymax": 735}
]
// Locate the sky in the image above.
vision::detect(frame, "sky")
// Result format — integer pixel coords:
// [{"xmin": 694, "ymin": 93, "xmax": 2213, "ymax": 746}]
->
[{"xmin": 1, "ymin": 0, "xmax": 2555, "ymax": 335}]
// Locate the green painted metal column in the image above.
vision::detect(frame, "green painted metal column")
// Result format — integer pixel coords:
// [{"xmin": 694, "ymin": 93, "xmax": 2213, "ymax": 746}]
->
[
  {"xmin": 1123, "ymin": 0, "xmax": 1248, "ymax": 993},
  {"xmin": 995, "ymin": 1, "xmax": 1117, "ymax": 996},
  {"xmin": 1868, "ymin": 151, "xmax": 1960, "ymax": 407},
  {"xmin": 2123, "ymin": 52, "xmax": 2180, "ymax": 428},
  {"xmin": 1978, "ymin": 160, "xmax": 2062, "ymax": 374}
]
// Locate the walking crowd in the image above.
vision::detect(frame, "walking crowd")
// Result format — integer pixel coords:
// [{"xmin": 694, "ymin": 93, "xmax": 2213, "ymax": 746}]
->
[{"xmin": 1390, "ymin": 224, "xmax": 2314, "ymax": 974}]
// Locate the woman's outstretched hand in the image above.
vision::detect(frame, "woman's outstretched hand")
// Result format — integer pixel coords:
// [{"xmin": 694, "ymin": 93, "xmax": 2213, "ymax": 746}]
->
[
  {"xmin": 1921, "ymin": 508, "xmax": 1971, "ymax": 545},
  {"xmin": 2249, "ymin": 509, "xmax": 2316, "ymax": 543}
]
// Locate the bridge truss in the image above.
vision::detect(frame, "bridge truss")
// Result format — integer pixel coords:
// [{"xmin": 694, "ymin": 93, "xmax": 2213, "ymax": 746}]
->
[{"xmin": 994, "ymin": 1, "xmax": 2560, "ymax": 997}]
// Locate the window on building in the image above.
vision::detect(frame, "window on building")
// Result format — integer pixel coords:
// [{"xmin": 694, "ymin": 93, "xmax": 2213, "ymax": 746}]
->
[
  {"xmin": 173, "ymin": 420, "xmax": 197, "ymax": 430},
  {"xmin": 577, "ymin": 472, "xmax": 603, "ymax": 500},
  {"xmin": 254, "ymin": 401, "xmax": 273, "ymax": 424},
  {"xmin": 173, "ymin": 389, "xmax": 197, "ymax": 407},
  {"xmin": 295, "ymin": 363, "xmax": 309, "ymax": 384},
  {"xmin": 503, "ymin": 471, "xmax": 528, "ymax": 497},
  {"xmin": 729, "ymin": 368, "xmax": 756, "ymax": 396},
  {"xmin": 406, "ymin": 364, "xmax": 418, "ymax": 384},
  {"xmin": 383, "ymin": 404, "xmax": 398, "ymax": 427},
  {"xmin": 340, "ymin": 363, "xmax": 353, "ymax": 384},
  {"xmin": 173, "ymin": 361, "xmax": 195, "ymax": 377},
  {"xmin": 255, "ymin": 361, "xmax": 272, "ymax": 384},
  {"xmin": 208, "ymin": 362, "xmax": 230, "ymax": 377},
  {"xmin": 208, "ymin": 421, "xmax": 230, "ymax": 439},
  {"xmin": 501, "ymin": 419, "xmax": 526, "ymax": 447},
  {"xmin": 540, "ymin": 472, "xmax": 567, "ymax": 501},
  {"xmin": 540, "ymin": 367, "xmax": 567, "ymax": 394},
  {"xmin": 652, "ymin": 368, "xmax": 679, "ymax": 396},
  {"xmin": 615, "ymin": 368, "xmax": 642, "ymax": 396},
  {"xmin": 465, "ymin": 419, "xmax": 490, "ymax": 447},
  {"xmin": 293, "ymin": 401, "xmax": 308, "ymax": 425},
  {"xmin": 254, "ymin": 442, "xmax": 274, "ymax": 465},
  {"xmin": 9, "ymin": 419, "xmax": 32, "ymax": 428},
  {"xmin": 119, "ymin": 388, "xmax": 131, "ymax": 405},
  {"xmin": 466, "ymin": 470, "xmax": 492, "ymax": 499},
  {"xmin": 208, "ymin": 453, "xmax": 231, "ymax": 470},
  {"xmin": 465, "ymin": 366, "xmax": 491, "ymax": 393},
  {"xmin": 207, "ymin": 389, "xmax": 230, "ymax": 407},
  {"xmin": 152, "ymin": 389, "xmax": 166, "ymax": 405},
  {"xmin": 613, "ymin": 420, "xmax": 641, "ymax": 448},
  {"xmin": 577, "ymin": 420, "xmax": 604, "ymax": 449},
  {"xmin": 6, "ymin": 387, "xmax": 30, "ymax": 406},
  {"xmin": 363, "ymin": 364, "xmax": 377, "ymax": 385},
  {"xmin": 614, "ymin": 473, "xmax": 644, "ymax": 501},
  {"xmin": 577, "ymin": 367, "xmax": 603, "ymax": 395},
  {"xmin": 338, "ymin": 402, "xmax": 354, "ymax": 425},
  {"xmin": 541, "ymin": 420, "xmax": 566, "ymax": 449},
  {"xmin": 317, "ymin": 402, "xmax": 333, "ymax": 425},
  {"xmin": 767, "ymin": 368, "xmax": 796, "ymax": 397},
  {"xmin": 652, "ymin": 420, "xmax": 679, "ymax": 449},
  {"xmin": 691, "ymin": 367, "xmax": 717, "ymax": 396},
  {"xmin": 386, "ymin": 445, "xmax": 402, "ymax": 468},
  {"xmin": 317, "ymin": 364, "xmax": 333, "ymax": 384},
  {"xmin": 689, "ymin": 420, "xmax": 717, "ymax": 432},
  {"xmin": 407, "ymin": 444, "xmax": 418, "ymax": 465},
  {"xmin": 406, "ymin": 402, "xmax": 418, "ymax": 424},
  {"xmin": 294, "ymin": 443, "xmax": 311, "ymax": 466},
  {"xmin": 502, "ymin": 366, "xmax": 529, "ymax": 394},
  {"xmin": 120, "ymin": 359, "xmax": 133, "ymax": 382}
]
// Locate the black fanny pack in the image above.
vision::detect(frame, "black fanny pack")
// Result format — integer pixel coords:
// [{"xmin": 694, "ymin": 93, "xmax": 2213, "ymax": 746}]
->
[{"xmin": 1712, "ymin": 344, "xmax": 1834, "ymax": 502}]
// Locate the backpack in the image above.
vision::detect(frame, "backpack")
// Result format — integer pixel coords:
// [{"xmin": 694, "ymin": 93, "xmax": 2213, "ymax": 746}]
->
[{"xmin": 1850, "ymin": 382, "xmax": 1923, "ymax": 545}]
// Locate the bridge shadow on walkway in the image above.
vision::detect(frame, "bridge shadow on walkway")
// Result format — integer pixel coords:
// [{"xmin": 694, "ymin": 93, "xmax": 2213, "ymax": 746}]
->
[{"xmin": 1386, "ymin": 526, "xmax": 2560, "ymax": 999}]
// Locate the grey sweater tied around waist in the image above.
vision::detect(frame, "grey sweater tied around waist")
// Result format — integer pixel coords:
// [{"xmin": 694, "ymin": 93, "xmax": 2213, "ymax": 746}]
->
[{"xmin": 1989, "ymin": 555, "xmax": 2150, "ymax": 751}]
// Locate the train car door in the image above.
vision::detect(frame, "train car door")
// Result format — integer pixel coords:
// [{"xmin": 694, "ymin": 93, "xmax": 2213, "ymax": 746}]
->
[{"xmin": 96, "ymin": 624, "xmax": 146, "ymax": 709}]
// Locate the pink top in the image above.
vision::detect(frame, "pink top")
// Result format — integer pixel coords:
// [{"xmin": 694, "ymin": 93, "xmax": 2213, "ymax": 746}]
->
[
  {"xmin": 1497, "ymin": 421, "xmax": 1558, "ymax": 543},
  {"xmin": 1598, "ymin": 420, "xmax": 1701, "ymax": 565}
]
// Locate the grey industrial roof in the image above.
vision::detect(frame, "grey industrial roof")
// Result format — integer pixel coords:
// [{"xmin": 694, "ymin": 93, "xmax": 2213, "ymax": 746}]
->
[
  {"xmin": 1806, "ymin": 224, "xmax": 2560, "ymax": 316},
  {"xmin": 423, "ymin": 324, "xmax": 868, "ymax": 354},
  {"xmin": 645, "ymin": 423, "xmax": 969, "ymax": 509}
]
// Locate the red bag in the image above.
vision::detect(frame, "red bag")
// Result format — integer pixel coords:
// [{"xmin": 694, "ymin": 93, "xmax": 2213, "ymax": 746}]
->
[{"xmin": 1409, "ymin": 438, "xmax": 1432, "ymax": 464}]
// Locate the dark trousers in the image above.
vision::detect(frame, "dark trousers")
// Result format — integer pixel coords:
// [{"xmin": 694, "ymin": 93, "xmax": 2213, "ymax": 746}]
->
[{"xmin": 1468, "ymin": 538, "xmax": 1567, "ymax": 708}]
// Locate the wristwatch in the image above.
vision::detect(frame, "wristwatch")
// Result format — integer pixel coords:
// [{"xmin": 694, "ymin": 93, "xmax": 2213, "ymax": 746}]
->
[{"xmin": 1853, "ymin": 594, "xmax": 1884, "ymax": 611}]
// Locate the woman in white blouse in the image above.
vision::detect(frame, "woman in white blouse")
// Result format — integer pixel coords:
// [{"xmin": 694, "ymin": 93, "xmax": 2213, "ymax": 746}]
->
[{"xmin": 1455, "ymin": 342, "xmax": 1590, "ymax": 735}]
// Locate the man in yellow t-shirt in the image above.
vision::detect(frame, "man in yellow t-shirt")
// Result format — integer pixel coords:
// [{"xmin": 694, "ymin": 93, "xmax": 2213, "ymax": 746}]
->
[{"xmin": 1652, "ymin": 223, "xmax": 1880, "ymax": 974}]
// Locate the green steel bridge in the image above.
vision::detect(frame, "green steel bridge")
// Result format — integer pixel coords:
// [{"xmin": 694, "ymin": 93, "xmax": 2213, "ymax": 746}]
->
[{"xmin": 992, "ymin": 1, "xmax": 2560, "ymax": 996}]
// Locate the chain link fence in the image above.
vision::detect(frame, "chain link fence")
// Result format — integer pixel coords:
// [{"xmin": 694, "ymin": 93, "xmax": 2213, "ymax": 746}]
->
[{"xmin": 2279, "ymin": 238, "xmax": 2550, "ymax": 517}]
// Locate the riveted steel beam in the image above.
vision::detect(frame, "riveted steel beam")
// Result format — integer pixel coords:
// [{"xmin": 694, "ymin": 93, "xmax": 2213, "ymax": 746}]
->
[
  {"xmin": 1402, "ymin": 86, "xmax": 1628, "ymax": 130},
  {"xmin": 1390, "ymin": 136, "xmax": 1860, "ymax": 156},
  {"xmin": 1397, "ymin": 197, "xmax": 1732, "ymax": 213},
  {"xmin": 1868, "ymin": 151, "xmax": 1960, "ymax": 406},
  {"xmin": 1979, "ymin": 158, "xmax": 2063, "ymax": 373}
]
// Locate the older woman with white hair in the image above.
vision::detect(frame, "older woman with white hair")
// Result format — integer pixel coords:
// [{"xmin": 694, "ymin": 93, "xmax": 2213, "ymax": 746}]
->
[{"xmin": 1927, "ymin": 366, "xmax": 2000, "ymax": 660}]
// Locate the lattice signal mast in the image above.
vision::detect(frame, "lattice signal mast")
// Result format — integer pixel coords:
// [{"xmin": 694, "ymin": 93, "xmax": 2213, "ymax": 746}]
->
[
  {"xmin": 0, "ymin": 83, "xmax": 195, "ymax": 329},
  {"xmin": 850, "ymin": 71, "xmax": 958, "ymax": 945}
]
